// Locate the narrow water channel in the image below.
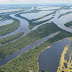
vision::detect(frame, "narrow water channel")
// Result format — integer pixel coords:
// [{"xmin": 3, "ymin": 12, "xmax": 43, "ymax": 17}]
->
[
  {"xmin": 0, "ymin": 7, "xmax": 34, "ymax": 39},
  {"xmin": 53, "ymin": 12, "xmax": 72, "ymax": 33},
  {"xmin": 0, "ymin": 32, "xmax": 59, "ymax": 66}
]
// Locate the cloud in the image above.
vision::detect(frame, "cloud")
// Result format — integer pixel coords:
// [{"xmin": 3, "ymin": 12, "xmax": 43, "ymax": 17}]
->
[
  {"xmin": 15, "ymin": 0, "xmax": 37, "ymax": 3},
  {"xmin": 0, "ymin": 0, "xmax": 72, "ymax": 4},
  {"xmin": 18, "ymin": 0, "xmax": 72, "ymax": 3}
]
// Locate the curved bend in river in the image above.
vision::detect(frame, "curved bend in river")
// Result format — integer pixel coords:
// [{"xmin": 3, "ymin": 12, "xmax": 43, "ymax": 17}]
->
[
  {"xmin": 53, "ymin": 11, "xmax": 72, "ymax": 33},
  {"xmin": 0, "ymin": 14, "xmax": 30, "ymax": 39},
  {"xmin": 0, "ymin": 7, "xmax": 35, "ymax": 39}
]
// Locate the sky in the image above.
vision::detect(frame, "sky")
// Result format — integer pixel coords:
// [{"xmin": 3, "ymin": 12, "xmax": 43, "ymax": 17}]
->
[{"xmin": 0, "ymin": 0, "xmax": 71, "ymax": 4}]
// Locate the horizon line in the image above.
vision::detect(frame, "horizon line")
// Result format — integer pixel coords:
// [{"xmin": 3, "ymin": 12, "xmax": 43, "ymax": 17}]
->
[{"xmin": 0, "ymin": 3, "xmax": 72, "ymax": 5}]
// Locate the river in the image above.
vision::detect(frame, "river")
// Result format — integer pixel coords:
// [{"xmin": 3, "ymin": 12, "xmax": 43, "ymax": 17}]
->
[
  {"xmin": 38, "ymin": 38, "xmax": 71, "ymax": 72},
  {"xmin": 53, "ymin": 11, "xmax": 72, "ymax": 33},
  {"xmin": 0, "ymin": 6, "xmax": 72, "ymax": 71},
  {"xmin": 0, "ymin": 7, "xmax": 35, "ymax": 39},
  {"xmin": 0, "ymin": 32, "xmax": 59, "ymax": 66},
  {"xmin": 0, "ymin": 19, "xmax": 13, "ymax": 26}
]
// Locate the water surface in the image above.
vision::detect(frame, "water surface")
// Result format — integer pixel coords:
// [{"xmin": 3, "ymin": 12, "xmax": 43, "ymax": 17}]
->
[
  {"xmin": 0, "ymin": 32, "xmax": 59, "ymax": 66},
  {"xmin": 38, "ymin": 38, "xmax": 71, "ymax": 72},
  {"xmin": 53, "ymin": 12, "xmax": 72, "ymax": 33},
  {"xmin": 0, "ymin": 20, "xmax": 13, "ymax": 26}
]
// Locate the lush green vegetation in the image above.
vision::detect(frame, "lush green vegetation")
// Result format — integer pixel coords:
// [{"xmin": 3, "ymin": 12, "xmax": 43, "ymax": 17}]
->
[
  {"xmin": 0, "ymin": 14, "xmax": 72, "ymax": 71},
  {"xmin": 0, "ymin": 15, "xmax": 9, "ymax": 21},
  {"xmin": 1, "ymin": 7, "xmax": 72, "ymax": 72},
  {"xmin": 0, "ymin": 18, "xmax": 20, "ymax": 36},
  {"xmin": 0, "ymin": 70, "xmax": 3, "ymax": 72},
  {"xmin": 0, "ymin": 25, "xmax": 72, "ymax": 72},
  {"xmin": 0, "ymin": 32, "xmax": 24, "ymax": 44},
  {"xmin": 0, "ymin": 22, "xmax": 66, "ymax": 59},
  {"xmin": 64, "ymin": 21, "xmax": 72, "ymax": 27}
]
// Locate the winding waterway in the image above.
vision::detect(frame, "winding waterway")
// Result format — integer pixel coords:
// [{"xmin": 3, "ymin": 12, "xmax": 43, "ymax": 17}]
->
[
  {"xmin": 0, "ymin": 7, "xmax": 54, "ymax": 41},
  {"xmin": 0, "ymin": 7, "xmax": 72, "ymax": 71},
  {"xmin": 53, "ymin": 11, "xmax": 72, "ymax": 33},
  {"xmin": 0, "ymin": 7, "xmax": 35, "ymax": 39},
  {"xmin": 0, "ymin": 14, "xmax": 30, "ymax": 39}
]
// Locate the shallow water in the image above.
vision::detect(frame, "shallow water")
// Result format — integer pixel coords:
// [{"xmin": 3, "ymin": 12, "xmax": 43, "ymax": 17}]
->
[
  {"xmin": 58, "ymin": 9, "xmax": 72, "ymax": 15},
  {"xmin": 20, "ymin": 11, "xmax": 54, "ymax": 20},
  {"xmin": 0, "ymin": 20, "xmax": 13, "ymax": 26},
  {"xmin": 34, "ymin": 14, "xmax": 53, "ymax": 22},
  {"xmin": 37, "ymin": 6, "xmax": 61, "ymax": 10}
]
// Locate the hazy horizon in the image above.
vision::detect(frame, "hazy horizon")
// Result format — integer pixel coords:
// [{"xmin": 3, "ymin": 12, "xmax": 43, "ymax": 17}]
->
[{"xmin": 0, "ymin": 0, "xmax": 72, "ymax": 4}]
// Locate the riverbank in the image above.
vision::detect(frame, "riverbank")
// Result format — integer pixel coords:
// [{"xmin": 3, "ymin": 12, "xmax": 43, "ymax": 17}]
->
[
  {"xmin": 0, "ymin": 18, "xmax": 20, "ymax": 36},
  {"xmin": 0, "ymin": 22, "xmax": 64, "ymax": 59},
  {"xmin": 0, "ymin": 32, "xmax": 24, "ymax": 44},
  {"xmin": 0, "ymin": 32, "xmax": 72, "ymax": 72},
  {"xmin": 64, "ymin": 21, "xmax": 72, "ymax": 27}
]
